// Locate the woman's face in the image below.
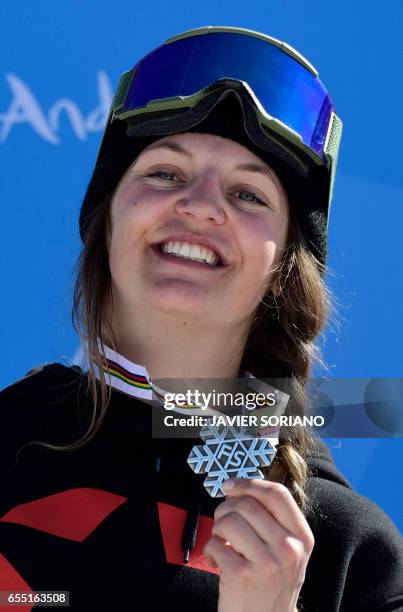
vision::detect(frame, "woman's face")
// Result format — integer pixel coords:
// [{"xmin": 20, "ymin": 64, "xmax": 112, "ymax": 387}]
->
[{"xmin": 108, "ymin": 132, "xmax": 289, "ymax": 331}]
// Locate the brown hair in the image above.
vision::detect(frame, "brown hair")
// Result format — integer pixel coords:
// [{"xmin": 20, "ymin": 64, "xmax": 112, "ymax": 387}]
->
[
  {"xmin": 20, "ymin": 177, "xmax": 335, "ymax": 516},
  {"xmin": 241, "ymin": 217, "xmax": 334, "ymax": 513}
]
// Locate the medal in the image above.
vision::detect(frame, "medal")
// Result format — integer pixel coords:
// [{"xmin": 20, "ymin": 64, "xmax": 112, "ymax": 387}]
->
[
  {"xmin": 186, "ymin": 376, "xmax": 289, "ymax": 497},
  {"xmin": 187, "ymin": 421, "xmax": 278, "ymax": 497}
]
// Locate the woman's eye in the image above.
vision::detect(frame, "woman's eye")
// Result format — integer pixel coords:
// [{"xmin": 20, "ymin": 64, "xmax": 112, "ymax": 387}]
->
[
  {"xmin": 235, "ymin": 190, "xmax": 267, "ymax": 206},
  {"xmin": 147, "ymin": 170, "xmax": 179, "ymax": 181},
  {"xmin": 144, "ymin": 173, "xmax": 269, "ymax": 206}
]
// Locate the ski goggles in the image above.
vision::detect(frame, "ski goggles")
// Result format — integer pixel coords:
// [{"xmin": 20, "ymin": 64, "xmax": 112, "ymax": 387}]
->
[{"xmin": 110, "ymin": 26, "xmax": 342, "ymax": 168}]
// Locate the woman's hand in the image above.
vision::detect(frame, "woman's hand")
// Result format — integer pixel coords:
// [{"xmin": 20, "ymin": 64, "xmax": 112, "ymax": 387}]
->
[{"xmin": 203, "ymin": 478, "xmax": 314, "ymax": 612}]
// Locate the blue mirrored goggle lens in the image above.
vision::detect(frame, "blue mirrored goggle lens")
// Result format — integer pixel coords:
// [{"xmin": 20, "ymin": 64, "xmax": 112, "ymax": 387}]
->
[{"xmin": 120, "ymin": 32, "xmax": 334, "ymax": 159}]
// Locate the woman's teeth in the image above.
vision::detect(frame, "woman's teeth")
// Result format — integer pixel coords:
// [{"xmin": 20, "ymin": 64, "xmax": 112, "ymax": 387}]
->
[{"xmin": 160, "ymin": 241, "xmax": 220, "ymax": 266}]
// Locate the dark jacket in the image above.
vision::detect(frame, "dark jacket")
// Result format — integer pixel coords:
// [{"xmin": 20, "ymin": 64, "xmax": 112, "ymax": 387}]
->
[{"xmin": 0, "ymin": 363, "xmax": 402, "ymax": 611}]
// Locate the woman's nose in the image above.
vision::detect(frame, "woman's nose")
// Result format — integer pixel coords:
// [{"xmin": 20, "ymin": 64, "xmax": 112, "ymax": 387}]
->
[{"xmin": 174, "ymin": 172, "xmax": 226, "ymax": 224}]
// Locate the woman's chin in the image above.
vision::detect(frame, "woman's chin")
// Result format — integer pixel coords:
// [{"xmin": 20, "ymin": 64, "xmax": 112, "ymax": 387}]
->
[{"xmin": 144, "ymin": 281, "xmax": 214, "ymax": 316}]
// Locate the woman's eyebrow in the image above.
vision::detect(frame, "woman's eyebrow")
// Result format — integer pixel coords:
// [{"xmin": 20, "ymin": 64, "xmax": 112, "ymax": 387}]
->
[
  {"xmin": 234, "ymin": 163, "xmax": 279, "ymax": 184},
  {"xmin": 142, "ymin": 141, "xmax": 193, "ymax": 158}
]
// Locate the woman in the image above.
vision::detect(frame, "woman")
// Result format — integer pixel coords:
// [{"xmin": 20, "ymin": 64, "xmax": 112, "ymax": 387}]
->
[{"xmin": 1, "ymin": 27, "xmax": 402, "ymax": 612}]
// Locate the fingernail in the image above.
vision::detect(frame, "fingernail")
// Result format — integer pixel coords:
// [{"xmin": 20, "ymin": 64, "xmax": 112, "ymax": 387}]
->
[{"xmin": 222, "ymin": 479, "xmax": 235, "ymax": 493}]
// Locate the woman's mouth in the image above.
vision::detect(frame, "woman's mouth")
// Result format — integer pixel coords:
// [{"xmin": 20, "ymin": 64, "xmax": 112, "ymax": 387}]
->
[{"xmin": 151, "ymin": 242, "xmax": 226, "ymax": 270}]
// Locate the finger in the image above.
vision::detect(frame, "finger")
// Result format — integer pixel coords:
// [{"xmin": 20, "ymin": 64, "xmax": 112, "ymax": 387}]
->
[
  {"xmin": 222, "ymin": 479, "xmax": 314, "ymax": 552},
  {"xmin": 203, "ymin": 550, "xmax": 217, "ymax": 568},
  {"xmin": 212, "ymin": 510, "xmax": 273, "ymax": 563},
  {"xmin": 214, "ymin": 495, "xmax": 291, "ymax": 559},
  {"xmin": 204, "ymin": 535, "xmax": 250, "ymax": 573}
]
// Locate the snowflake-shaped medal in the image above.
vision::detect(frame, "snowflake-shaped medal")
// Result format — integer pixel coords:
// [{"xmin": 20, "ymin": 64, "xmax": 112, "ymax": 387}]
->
[{"xmin": 187, "ymin": 421, "xmax": 278, "ymax": 497}]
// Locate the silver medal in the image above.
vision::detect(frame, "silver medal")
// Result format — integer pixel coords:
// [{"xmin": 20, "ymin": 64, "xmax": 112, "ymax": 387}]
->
[{"xmin": 187, "ymin": 421, "xmax": 278, "ymax": 497}]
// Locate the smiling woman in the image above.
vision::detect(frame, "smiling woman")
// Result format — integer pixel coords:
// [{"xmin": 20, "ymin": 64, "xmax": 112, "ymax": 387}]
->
[{"xmin": 1, "ymin": 25, "xmax": 403, "ymax": 612}]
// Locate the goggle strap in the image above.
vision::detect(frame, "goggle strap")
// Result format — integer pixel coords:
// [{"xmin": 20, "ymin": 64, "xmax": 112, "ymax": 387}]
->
[
  {"xmin": 324, "ymin": 113, "xmax": 343, "ymax": 224},
  {"xmin": 111, "ymin": 70, "xmax": 134, "ymax": 116}
]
